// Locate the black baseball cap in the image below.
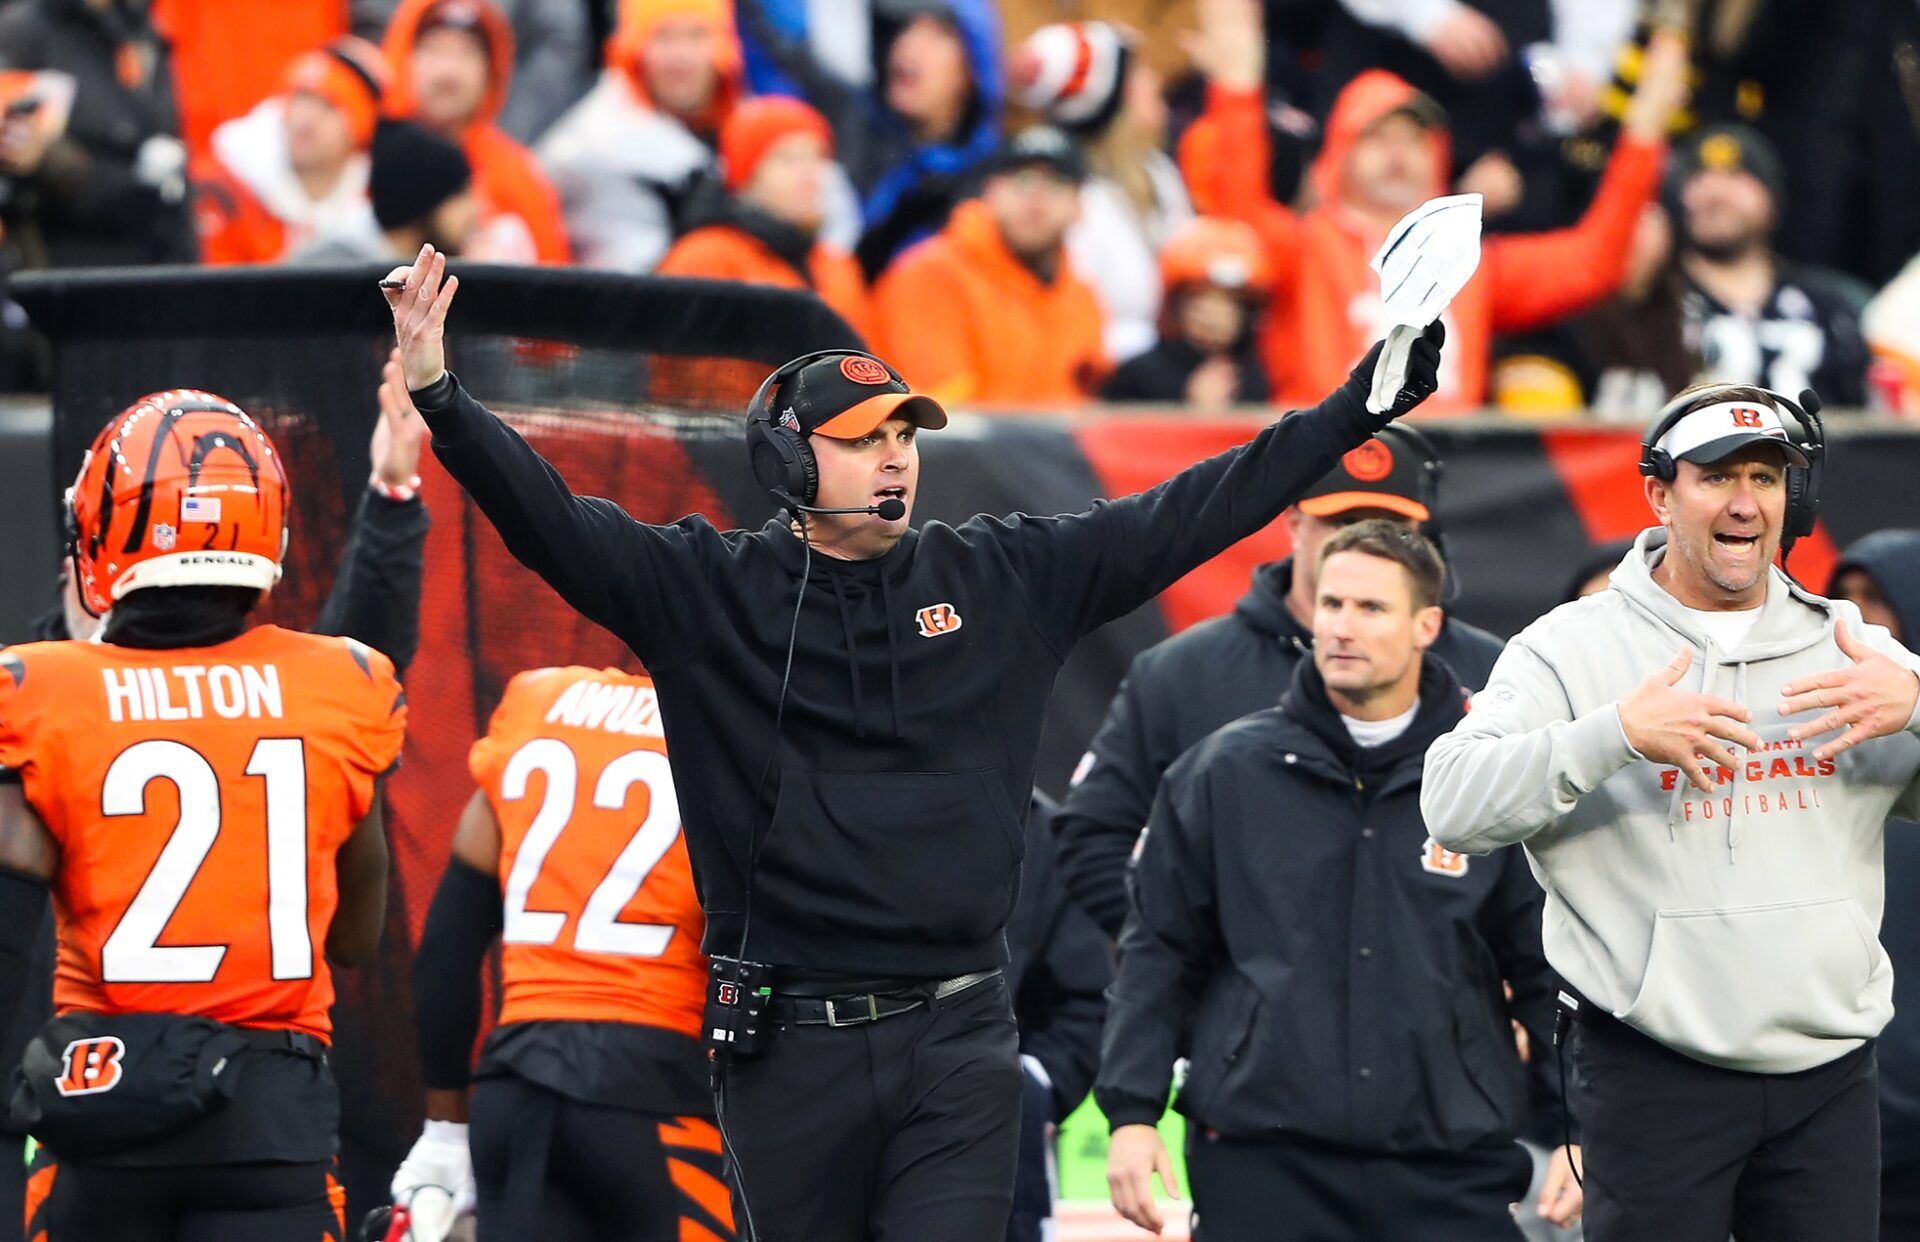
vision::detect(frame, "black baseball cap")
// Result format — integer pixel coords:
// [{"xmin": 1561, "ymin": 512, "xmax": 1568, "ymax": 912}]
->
[
  {"xmin": 767, "ymin": 352, "xmax": 948, "ymax": 440},
  {"xmin": 1672, "ymin": 123, "xmax": 1787, "ymax": 206},
  {"xmin": 1296, "ymin": 431, "xmax": 1432, "ymax": 522},
  {"xmin": 985, "ymin": 124, "xmax": 1089, "ymax": 184}
]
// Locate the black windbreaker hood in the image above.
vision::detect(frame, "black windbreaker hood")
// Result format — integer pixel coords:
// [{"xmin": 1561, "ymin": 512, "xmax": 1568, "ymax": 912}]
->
[
  {"xmin": 1280, "ymin": 650, "xmax": 1467, "ymax": 776},
  {"xmin": 1234, "ymin": 558, "xmax": 1310, "ymax": 645},
  {"xmin": 1831, "ymin": 529, "xmax": 1920, "ymax": 645}
]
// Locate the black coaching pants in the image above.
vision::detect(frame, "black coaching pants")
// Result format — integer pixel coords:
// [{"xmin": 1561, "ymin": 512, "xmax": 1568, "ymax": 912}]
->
[
  {"xmin": 1570, "ymin": 1014, "xmax": 1880, "ymax": 1241},
  {"xmin": 1185, "ymin": 1127, "xmax": 1531, "ymax": 1241},
  {"xmin": 717, "ymin": 971, "xmax": 1021, "ymax": 1242}
]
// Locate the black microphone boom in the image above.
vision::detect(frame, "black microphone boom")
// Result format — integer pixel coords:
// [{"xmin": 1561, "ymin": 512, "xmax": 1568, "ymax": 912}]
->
[{"xmin": 789, "ymin": 497, "xmax": 907, "ymax": 521}]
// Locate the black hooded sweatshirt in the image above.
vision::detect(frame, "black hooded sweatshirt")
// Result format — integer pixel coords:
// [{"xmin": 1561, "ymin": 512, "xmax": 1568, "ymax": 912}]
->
[
  {"xmin": 409, "ymin": 371, "xmax": 1392, "ymax": 978},
  {"xmin": 1095, "ymin": 654, "xmax": 1559, "ymax": 1150},
  {"xmin": 1833, "ymin": 531, "xmax": 1920, "ymax": 1167},
  {"xmin": 1056, "ymin": 557, "xmax": 1507, "ymax": 937}
]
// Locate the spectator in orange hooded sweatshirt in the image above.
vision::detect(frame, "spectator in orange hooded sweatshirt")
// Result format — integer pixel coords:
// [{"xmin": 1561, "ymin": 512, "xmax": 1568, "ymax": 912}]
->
[
  {"xmin": 1179, "ymin": 0, "xmax": 1691, "ymax": 414},
  {"xmin": 657, "ymin": 96, "xmax": 873, "ymax": 339},
  {"xmin": 193, "ymin": 35, "xmax": 388, "ymax": 264},
  {"xmin": 382, "ymin": 0, "xmax": 570, "ymax": 263},
  {"xmin": 872, "ymin": 125, "xmax": 1106, "ymax": 407},
  {"xmin": 536, "ymin": 0, "xmax": 742, "ymax": 272}
]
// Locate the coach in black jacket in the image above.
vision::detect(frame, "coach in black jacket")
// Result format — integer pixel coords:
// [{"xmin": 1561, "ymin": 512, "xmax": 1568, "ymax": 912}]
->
[
  {"xmin": 384, "ymin": 245, "xmax": 1446, "ymax": 1242},
  {"xmin": 1097, "ymin": 522, "xmax": 1564, "ymax": 1241},
  {"xmin": 1008, "ymin": 792, "xmax": 1110, "ymax": 1242},
  {"xmin": 1055, "ymin": 426, "xmax": 1505, "ymax": 939}
]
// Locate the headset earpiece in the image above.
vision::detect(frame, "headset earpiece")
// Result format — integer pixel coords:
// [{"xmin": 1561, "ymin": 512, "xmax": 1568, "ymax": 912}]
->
[
  {"xmin": 744, "ymin": 349, "xmax": 909, "ymax": 511},
  {"xmin": 1638, "ymin": 390, "xmax": 1700, "ymax": 483},
  {"xmin": 744, "ymin": 350, "xmax": 839, "ymax": 508},
  {"xmin": 1776, "ymin": 389, "xmax": 1825, "ymax": 546}
]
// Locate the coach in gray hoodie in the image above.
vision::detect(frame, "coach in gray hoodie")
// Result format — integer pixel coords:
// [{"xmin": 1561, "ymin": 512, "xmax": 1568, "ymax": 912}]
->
[{"xmin": 1423, "ymin": 384, "xmax": 1920, "ymax": 1242}]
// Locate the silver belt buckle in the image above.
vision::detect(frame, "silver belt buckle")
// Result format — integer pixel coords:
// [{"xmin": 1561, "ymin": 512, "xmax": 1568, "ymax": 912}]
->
[{"xmin": 825, "ymin": 995, "xmax": 879, "ymax": 1027}]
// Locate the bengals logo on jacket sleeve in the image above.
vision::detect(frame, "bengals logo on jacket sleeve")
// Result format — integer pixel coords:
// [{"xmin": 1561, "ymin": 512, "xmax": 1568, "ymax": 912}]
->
[{"xmin": 470, "ymin": 667, "xmax": 708, "ymax": 1038}]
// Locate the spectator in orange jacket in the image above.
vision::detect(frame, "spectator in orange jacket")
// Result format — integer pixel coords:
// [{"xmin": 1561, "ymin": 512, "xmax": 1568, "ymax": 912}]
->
[
  {"xmin": 1179, "ymin": 0, "xmax": 1690, "ymax": 414},
  {"xmin": 193, "ymin": 36, "xmax": 388, "ymax": 264},
  {"xmin": 872, "ymin": 125, "xmax": 1107, "ymax": 407},
  {"xmin": 382, "ymin": 0, "xmax": 570, "ymax": 263},
  {"xmin": 658, "ymin": 96, "xmax": 873, "ymax": 339}
]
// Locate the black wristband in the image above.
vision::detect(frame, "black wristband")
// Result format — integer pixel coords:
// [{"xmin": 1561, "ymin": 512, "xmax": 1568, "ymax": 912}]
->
[
  {"xmin": 408, "ymin": 370, "xmax": 458, "ymax": 411},
  {"xmin": 413, "ymin": 856, "xmax": 503, "ymax": 1090}
]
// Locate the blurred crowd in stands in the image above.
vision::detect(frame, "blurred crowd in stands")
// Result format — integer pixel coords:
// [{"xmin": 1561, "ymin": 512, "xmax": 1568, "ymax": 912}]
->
[{"xmin": 2, "ymin": 0, "xmax": 1919, "ymax": 419}]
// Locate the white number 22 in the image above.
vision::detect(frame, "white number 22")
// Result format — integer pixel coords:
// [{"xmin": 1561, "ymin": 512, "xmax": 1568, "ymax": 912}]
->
[{"xmin": 499, "ymin": 740, "xmax": 681, "ymax": 957}]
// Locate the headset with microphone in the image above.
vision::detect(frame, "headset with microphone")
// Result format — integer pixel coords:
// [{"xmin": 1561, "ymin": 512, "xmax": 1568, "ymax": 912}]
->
[
  {"xmin": 745, "ymin": 349, "xmax": 911, "ymax": 522},
  {"xmin": 1637, "ymin": 383, "xmax": 1825, "ymax": 563}
]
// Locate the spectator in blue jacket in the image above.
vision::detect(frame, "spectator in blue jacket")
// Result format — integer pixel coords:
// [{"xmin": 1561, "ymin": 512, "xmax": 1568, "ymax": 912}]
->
[{"xmin": 735, "ymin": 0, "xmax": 1003, "ymax": 276}]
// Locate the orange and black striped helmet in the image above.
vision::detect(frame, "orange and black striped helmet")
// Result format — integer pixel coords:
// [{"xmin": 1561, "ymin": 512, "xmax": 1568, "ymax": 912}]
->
[{"xmin": 66, "ymin": 390, "xmax": 290, "ymax": 617}]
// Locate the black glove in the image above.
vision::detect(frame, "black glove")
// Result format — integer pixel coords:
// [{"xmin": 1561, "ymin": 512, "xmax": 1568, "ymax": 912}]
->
[{"xmin": 1342, "ymin": 321, "xmax": 1446, "ymax": 424}]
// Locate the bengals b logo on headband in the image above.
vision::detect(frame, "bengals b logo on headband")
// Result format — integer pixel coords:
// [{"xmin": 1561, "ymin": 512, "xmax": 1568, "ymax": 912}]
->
[{"xmin": 915, "ymin": 603, "xmax": 963, "ymax": 637}]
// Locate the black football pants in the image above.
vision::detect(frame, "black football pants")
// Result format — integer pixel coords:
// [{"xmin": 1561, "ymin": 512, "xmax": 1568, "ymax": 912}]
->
[
  {"xmin": 468, "ymin": 1072, "xmax": 733, "ymax": 1242},
  {"xmin": 26, "ymin": 1150, "xmax": 345, "ymax": 1241},
  {"xmin": 716, "ymin": 971, "xmax": 1021, "ymax": 1242},
  {"xmin": 1569, "ymin": 1013, "xmax": 1879, "ymax": 1241}
]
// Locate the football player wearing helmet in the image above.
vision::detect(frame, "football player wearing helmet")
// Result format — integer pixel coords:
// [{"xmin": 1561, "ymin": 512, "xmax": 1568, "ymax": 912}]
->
[{"xmin": 0, "ymin": 391, "xmax": 407, "ymax": 1241}]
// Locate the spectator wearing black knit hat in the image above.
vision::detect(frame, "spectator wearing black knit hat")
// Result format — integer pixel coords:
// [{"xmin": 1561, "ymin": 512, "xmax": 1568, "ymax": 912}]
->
[
  {"xmin": 295, "ymin": 118, "xmax": 477, "ymax": 262},
  {"xmin": 1672, "ymin": 123, "xmax": 1871, "ymax": 407}
]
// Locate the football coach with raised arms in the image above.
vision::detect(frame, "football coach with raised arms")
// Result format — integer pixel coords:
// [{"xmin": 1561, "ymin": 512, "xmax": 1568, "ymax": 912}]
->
[
  {"xmin": 382, "ymin": 244, "xmax": 1446, "ymax": 1241},
  {"xmin": 1423, "ymin": 382, "xmax": 1920, "ymax": 1241}
]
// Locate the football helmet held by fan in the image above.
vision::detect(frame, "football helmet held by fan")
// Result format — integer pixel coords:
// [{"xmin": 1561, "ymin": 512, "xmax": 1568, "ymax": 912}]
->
[{"xmin": 66, "ymin": 390, "xmax": 291, "ymax": 617}]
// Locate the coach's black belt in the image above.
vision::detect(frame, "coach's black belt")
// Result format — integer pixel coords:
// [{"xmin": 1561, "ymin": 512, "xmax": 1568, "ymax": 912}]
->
[{"xmin": 769, "ymin": 969, "xmax": 1000, "ymax": 1028}]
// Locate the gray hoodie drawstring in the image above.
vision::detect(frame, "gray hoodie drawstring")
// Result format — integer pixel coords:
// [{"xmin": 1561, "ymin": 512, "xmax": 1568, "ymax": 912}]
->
[{"xmin": 1726, "ymin": 661, "xmax": 1750, "ymax": 863}]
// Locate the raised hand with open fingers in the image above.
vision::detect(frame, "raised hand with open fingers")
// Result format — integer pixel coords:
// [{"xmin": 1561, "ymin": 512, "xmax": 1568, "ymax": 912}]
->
[
  {"xmin": 1618, "ymin": 647, "xmax": 1764, "ymax": 792},
  {"xmin": 1779, "ymin": 620, "xmax": 1920, "ymax": 762},
  {"xmin": 382, "ymin": 242, "xmax": 460, "ymax": 391},
  {"xmin": 373, "ymin": 348, "xmax": 428, "ymax": 490}
]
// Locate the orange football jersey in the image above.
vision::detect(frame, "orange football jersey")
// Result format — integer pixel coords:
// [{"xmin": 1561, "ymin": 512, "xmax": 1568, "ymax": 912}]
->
[
  {"xmin": 0, "ymin": 626, "xmax": 406, "ymax": 1041},
  {"xmin": 469, "ymin": 667, "xmax": 707, "ymax": 1035}
]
